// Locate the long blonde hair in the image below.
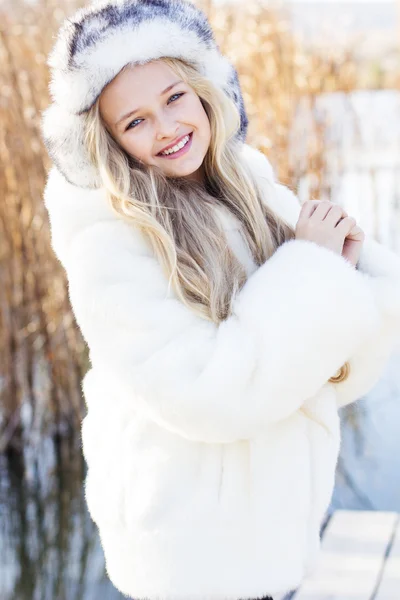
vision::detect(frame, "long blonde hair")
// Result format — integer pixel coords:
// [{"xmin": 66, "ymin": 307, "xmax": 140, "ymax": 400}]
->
[{"xmin": 84, "ymin": 56, "xmax": 296, "ymax": 324}]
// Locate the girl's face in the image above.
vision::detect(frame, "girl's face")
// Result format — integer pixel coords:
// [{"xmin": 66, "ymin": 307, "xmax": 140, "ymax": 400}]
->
[{"xmin": 99, "ymin": 60, "xmax": 211, "ymax": 185}]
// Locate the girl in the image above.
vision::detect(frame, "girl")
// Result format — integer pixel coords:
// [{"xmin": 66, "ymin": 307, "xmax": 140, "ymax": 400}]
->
[{"xmin": 41, "ymin": 0, "xmax": 400, "ymax": 599}]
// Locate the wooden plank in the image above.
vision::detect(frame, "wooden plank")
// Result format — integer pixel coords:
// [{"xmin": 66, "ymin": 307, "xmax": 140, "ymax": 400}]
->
[
  {"xmin": 291, "ymin": 510, "xmax": 398, "ymax": 600},
  {"xmin": 375, "ymin": 515, "xmax": 400, "ymax": 600}
]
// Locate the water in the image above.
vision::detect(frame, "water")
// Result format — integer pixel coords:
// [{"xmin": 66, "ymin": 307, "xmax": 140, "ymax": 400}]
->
[{"xmin": 0, "ymin": 438, "xmax": 126, "ymax": 600}]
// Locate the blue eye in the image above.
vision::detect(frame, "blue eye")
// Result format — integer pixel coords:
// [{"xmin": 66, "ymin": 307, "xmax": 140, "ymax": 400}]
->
[{"xmin": 126, "ymin": 92, "xmax": 185, "ymax": 131}]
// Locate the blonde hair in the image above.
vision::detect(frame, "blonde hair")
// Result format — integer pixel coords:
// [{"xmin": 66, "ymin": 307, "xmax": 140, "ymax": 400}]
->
[
  {"xmin": 84, "ymin": 56, "xmax": 295, "ymax": 324},
  {"xmin": 84, "ymin": 56, "xmax": 349, "ymax": 396}
]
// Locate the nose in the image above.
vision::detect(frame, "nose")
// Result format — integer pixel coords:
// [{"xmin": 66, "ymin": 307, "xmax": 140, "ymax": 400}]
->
[{"xmin": 156, "ymin": 117, "xmax": 179, "ymax": 141}]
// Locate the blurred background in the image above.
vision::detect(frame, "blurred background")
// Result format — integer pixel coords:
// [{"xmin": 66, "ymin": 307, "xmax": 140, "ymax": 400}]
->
[{"xmin": 0, "ymin": 0, "xmax": 399, "ymax": 598}]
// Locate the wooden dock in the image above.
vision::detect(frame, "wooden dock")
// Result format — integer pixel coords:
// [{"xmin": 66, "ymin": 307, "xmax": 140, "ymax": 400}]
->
[{"xmin": 276, "ymin": 510, "xmax": 400, "ymax": 600}]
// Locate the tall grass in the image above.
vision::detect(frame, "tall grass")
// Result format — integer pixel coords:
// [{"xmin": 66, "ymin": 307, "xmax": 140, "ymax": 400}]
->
[
  {"xmin": 0, "ymin": 1, "xmax": 88, "ymax": 453},
  {"xmin": 0, "ymin": 0, "xmax": 398, "ymax": 453}
]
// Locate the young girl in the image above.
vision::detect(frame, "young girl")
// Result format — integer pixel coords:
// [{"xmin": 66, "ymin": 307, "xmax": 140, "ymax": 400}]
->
[{"xmin": 41, "ymin": 0, "xmax": 400, "ymax": 598}]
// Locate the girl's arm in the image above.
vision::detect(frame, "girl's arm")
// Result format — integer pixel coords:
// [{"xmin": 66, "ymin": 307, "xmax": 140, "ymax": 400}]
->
[
  {"xmin": 62, "ymin": 207, "xmax": 381, "ymax": 444},
  {"xmin": 263, "ymin": 162, "xmax": 400, "ymax": 410},
  {"xmin": 334, "ymin": 237, "xmax": 400, "ymax": 408}
]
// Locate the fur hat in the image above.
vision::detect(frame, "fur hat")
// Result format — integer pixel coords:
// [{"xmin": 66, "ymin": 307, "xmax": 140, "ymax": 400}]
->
[{"xmin": 40, "ymin": 0, "xmax": 249, "ymax": 189}]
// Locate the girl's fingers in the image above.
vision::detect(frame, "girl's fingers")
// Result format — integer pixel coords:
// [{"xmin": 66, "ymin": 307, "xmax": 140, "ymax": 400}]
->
[
  {"xmin": 335, "ymin": 216, "xmax": 357, "ymax": 236},
  {"xmin": 299, "ymin": 200, "xmax": 321, "ymax": 219},
  {"xmin": 323, "ymin": 204, "xmax": 348, "ymax": 226},
  {"xmin": 336, "ymin": 218, "xmax": 364, "ymax": 236},
  {"xmin": 346, "ymin": 225, "xmax": 365, "ymax": 241},
  {"xmin": 299, "ymin": 200, "xmax": 348, "ymax": 221}
]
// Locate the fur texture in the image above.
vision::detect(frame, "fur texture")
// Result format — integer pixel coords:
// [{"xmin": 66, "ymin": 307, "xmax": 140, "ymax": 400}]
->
[
  {"xmin": 43, "ymin": 143, "xmax": 400, "ymax": 599},
  {"xmin": 40, "ymin": 0, "xmax": 248, "ymax": 189}
]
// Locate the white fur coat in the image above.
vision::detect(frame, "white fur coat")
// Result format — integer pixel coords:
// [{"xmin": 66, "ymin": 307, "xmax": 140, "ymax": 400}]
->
[{"xmin": 43, "ymin": 143, "xmax": 400, "ymax": 600}]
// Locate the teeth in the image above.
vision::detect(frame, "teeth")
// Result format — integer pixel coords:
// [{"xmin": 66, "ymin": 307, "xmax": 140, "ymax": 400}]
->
[{"xmin": 161, "ymin": 134, "xmax": 190, "ymax": 155}]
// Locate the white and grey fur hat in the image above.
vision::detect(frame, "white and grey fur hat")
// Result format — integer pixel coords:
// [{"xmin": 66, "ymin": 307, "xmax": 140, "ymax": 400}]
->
[{"xmin": 40, "ymin": 0, "xmax": 249, "ymax": 189}]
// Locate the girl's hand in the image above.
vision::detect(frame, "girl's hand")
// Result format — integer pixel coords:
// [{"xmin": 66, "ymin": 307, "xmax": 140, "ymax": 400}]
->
[
  {"xmin": 341, "ymin": 222, "xmax": 365, "ymax": 268},
  {"xmin": 295, "ymin": 200, "xmax": 357, "ymax": 257}
]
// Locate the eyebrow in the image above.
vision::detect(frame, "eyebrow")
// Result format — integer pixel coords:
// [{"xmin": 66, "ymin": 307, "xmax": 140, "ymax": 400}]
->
[{"xmin": 115, "ymin": 80, "xmax": 184, "ymax": 127}]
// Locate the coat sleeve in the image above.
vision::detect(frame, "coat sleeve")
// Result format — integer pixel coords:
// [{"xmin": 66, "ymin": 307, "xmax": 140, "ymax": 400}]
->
[
  {"xmin": 64, "ymin": 209, "xmax": 382, "ymax": 443},
  {"xmin": 334, "ymin": 237, "xmax": 400, "ymax": 408},
  {"xmin": 265, "ymin": 166, "xmax": 400, "ymax": 410}
]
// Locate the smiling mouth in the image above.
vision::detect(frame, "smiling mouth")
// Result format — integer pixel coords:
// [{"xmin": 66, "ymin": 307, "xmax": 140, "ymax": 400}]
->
[{"xmin": 157, "ymin": 132, "xmax": 193, "ymax": 157}]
